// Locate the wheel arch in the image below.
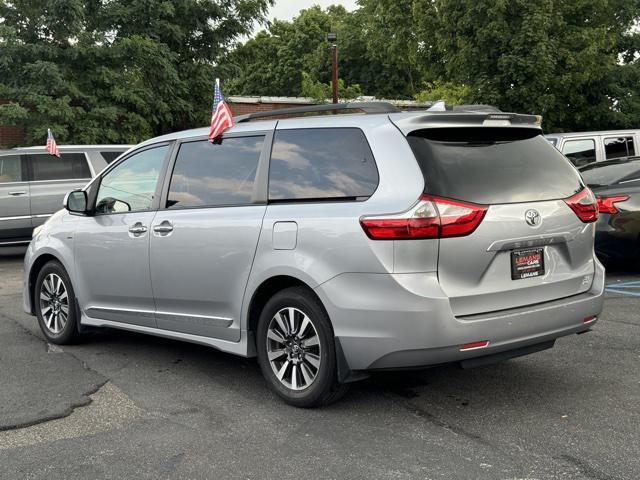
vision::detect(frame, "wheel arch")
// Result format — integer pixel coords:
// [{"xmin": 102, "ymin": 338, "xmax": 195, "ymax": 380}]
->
[
  {"xmin": 27, "ymin": 253, "xmax": 67, "ymax": 315},
  {"xmin": 246, "ymin": 275, "xmax": 330, "ymax": 342}
]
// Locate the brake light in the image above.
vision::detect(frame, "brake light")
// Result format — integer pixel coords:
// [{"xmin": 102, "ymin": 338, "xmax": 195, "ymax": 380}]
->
[
  {"xmin": 360, "ymin": 195, "xmax": 487, "ymax": 240},
  {"xmin": 596, "ymin": 195, "xmax": 629, "ymax": 215},
  {"xmin": 564, "ymin": 188, "xmax": 598, "ymax": 223}
]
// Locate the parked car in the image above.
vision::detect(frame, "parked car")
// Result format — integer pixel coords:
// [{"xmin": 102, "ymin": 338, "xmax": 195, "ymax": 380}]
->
[
  {"xmin": 579, "ymin": 157, "xmax": 640, "ymax": 264},
  {"xmin": 23, "ymin": 103, "xmax": 604, "ymax": 407},
  {"xmin": 546, "ymin": 130, "xmax": 638, "ymax": 167},
  {"xmin": 0, "ymin": 145, "xmax": 131, "ymax": 246}
]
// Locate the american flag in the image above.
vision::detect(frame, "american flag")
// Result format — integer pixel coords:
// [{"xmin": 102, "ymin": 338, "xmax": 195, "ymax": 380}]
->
[
  {"xmin": 46, "ymin": 129, "xmax": 60, "ymax": 157},
  {"xmin": 208, "ymin": 81, "xmax": 234, "ymax": 141}
]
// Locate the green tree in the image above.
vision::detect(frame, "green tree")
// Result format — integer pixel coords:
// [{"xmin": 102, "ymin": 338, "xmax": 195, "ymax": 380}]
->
[
  {"xmin": 300, "ymin": 72, "xmax": 363, "ymax": 102},
  {"xmin": 219, "ymin": 5, "xmax": 387, "ymax": 99},
  {"xmin": 0, "ymin": 0, "xmax": 272, "ymax": 146},
  {"xmin": 419, "ymin": 0, "xmax": 640, "ymax": 132},
  {"xmin": 415, "ymin": 81, "xmax": 471, "ymax": 105}
]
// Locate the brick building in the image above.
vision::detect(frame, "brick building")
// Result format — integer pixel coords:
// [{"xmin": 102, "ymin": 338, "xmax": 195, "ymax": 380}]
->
[{"xmin": 0, "ymin": 97, "xmax": 431, "ymax": 147}]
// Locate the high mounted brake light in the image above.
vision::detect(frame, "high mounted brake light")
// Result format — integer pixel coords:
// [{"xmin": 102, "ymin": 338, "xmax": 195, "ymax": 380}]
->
[
  {"xmin": 564, "ymin": 188, "xmax": 598, "ymax": 223},
  {"xmin": 360, "ymin": 195, "xmax": 487, "ymax": 240}
]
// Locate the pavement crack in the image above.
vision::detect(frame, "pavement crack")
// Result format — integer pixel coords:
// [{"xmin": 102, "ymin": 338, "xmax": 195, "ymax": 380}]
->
[
  {"xmin": 382, "ymin": 391, "xmax": 498, "ymax": 450},
  {"xmin": 0, "ymin": 382, "xmax": 144, "ymax": 450},
  {"xmin": 558, "ymin": 454, "xmax": 619, "ymax": 480},
  {"xmin": 0, "ymin": 379, "xmax": 108, "ymax": 433}
]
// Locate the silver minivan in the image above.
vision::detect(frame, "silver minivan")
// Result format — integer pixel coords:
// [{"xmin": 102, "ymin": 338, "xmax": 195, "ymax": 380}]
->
[
  {"xmin": 0, "ymin": 145, "xmax": 130, "ymax": 245},
  {"xmin": 22, "ymin": 104, "xmax": 605, "ymax": 407}
]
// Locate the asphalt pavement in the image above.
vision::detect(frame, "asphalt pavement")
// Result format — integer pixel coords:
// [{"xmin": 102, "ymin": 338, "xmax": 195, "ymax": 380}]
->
[{"xmin": 0, "ymin": 248, "xmax": 638, "ymax": 480}]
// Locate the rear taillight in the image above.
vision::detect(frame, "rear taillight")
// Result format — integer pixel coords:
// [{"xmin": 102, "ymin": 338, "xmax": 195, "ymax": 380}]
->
[
  {"xmin": 360, "ymin": 195, "xmax": 487, "ymax": 240},
  {"xmin": 564, "ymin": 188, "xmax": 598, "ymax": 223},
  {"xmin": 596, "ymin": 195, "xmax": 629, "ymax": 215}
]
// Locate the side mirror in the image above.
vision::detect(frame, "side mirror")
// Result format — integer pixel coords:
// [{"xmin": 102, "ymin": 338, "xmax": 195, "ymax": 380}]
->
[{"xmin": 64, "ymin": 190, "xmax": 88, "ymax": 215}]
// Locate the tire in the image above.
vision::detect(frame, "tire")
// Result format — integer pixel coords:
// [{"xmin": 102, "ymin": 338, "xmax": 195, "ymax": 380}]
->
[
  {"xmin": 34, "ymin": 260, "xmax": 81, "ymax": 345},
  {"xmin": 256, "ymin": 287, "xmax": 349, "ymax": 407}
]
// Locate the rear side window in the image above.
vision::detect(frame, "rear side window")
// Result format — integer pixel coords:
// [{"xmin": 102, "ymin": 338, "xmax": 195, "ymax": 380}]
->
[
  {"xmin": 167, "ymin": 136, "xmax": 264, "ymax": 208},
  {"xmin": 30, "ymin": 153, "xmax": 91, "ymax": 181},
  {"xmin": 407, "ymin": 128, "xmax": 583, "ymax": 205},
  {"xmin": 0, "ymin": 155, "xmax": 23, "ymax": 183},
  {"xmin": 268, "ymin": 128, "xmax": 378, "ymax": 200},
  {"xmin": 604, "ymin": 137, "xmax": 635, "ymax": 160},
  {"xmin": 561, "ymin": 139, "xmax": 596, "ymax": 166},
  {"xmin": 101, "ymin": 151, "xmax": 125, "ymax": 164}
]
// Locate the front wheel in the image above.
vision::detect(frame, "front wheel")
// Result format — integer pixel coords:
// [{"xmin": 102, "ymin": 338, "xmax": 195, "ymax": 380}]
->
[
  {"xmin": 256, "ymin": 287, "xmax": 349, "ymax": 407},
  {"xmin": 35, "ymin": 260, "xmax": 81, "ymax": 344}
]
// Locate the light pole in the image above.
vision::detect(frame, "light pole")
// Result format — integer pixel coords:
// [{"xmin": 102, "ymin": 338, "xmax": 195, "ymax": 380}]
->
[{"xmin": 327, "ymin": 32, "xmax": 338, "ymax": 104}]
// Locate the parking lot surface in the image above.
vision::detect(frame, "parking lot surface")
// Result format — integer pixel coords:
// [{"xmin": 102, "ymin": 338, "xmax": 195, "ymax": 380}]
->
[{"xmin": 0, "ymin": 248, "xmax": 638, "ymax": 480}]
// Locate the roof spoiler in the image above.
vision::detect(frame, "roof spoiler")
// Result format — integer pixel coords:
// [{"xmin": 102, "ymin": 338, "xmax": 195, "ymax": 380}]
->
[
  {"xmin": 234, "ymin": 101, "xmax": 401, "ymax": 123},
  {"xmin": 391, "ymin": 112, "xmax": 543, "ymax": 135}
]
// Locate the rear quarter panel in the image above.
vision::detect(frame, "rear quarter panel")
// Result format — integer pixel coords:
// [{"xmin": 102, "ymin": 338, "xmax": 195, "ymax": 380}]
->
[{"xmin": 242, "ymin": 116, "xmax": 428, "ymax": 330}]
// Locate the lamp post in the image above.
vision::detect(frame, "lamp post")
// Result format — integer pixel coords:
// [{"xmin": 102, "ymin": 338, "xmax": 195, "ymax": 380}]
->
[{"xmin": 327, "ymin": 32, "xmax": 338, "ymax": 104}]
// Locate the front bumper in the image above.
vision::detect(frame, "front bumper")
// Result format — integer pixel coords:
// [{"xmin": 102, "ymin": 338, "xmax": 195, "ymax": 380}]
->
[{"xmin": 316, "ymin": 259, "xmax": 605, "ymax": 372}]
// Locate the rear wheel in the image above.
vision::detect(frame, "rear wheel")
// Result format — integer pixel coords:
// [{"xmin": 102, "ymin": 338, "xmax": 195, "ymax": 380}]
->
[
  {"xmin": 256, "ymin": 287, "xmax": 349, "ymax": 407},
  {"xmin": 35, "ymin": 260, "xmax": 81, "ymax": 344}
]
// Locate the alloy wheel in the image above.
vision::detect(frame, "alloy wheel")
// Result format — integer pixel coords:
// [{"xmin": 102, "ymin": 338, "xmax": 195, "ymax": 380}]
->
[
  {"xmin": 266, "ymin": 307, "xmax": 321, "ymax": 390},
  {"xmin": 39, "ymin": 273, "xmax": 69, "ymax": 334}
]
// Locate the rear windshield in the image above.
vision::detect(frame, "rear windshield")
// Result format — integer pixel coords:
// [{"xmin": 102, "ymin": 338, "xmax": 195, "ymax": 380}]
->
[
  {"xmin": 407, "ymin": 128, "xmax": 583, "ymax": 204},
  {"xmin": 579, "ymin": 161, "xmax": 640, "ymax": 187}
]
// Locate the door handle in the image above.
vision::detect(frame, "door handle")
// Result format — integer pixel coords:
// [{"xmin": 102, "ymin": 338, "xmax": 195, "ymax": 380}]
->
[
  {"xmin": 128, "ymin": 223, "xmax": 148, "ymax": 235},
  {"xmin": 8, "ymin": 191, "xmax": 27, "ymax": 196},
  {"xmin": 153, "ymin": 221, "xmax": 174, "ymax": 234}
]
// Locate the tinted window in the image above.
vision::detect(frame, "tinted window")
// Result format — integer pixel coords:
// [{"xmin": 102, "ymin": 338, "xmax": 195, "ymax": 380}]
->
[
  {"xmin": 561, "ymin": 139, "xmax": 596, "ymax": 166},
  {"xmin": 101, "ymin": 151, "xmax": 126, "ymax": 164},
  {"xmin": 580, "ymin": 161, "xmax": 640, "ymax": 186},
  {"xmin": 269, "ymin": 128, "xmax": 378, "ymax": 200},
  {"xmin": 604, "ymin": 137, "xmax": 635, "ymax": 160},
  {"xmin": 167, "ymin": 136, "xmax": 263, "ymax": 208},
  {"xmin": 95, "ymin": 145, "xmax": 167, "ymax": 214},
  {"xmin": 30, "ymin": 153, "xmax": 91, "ymax": 181},
  {"xmin": 407, "ymin": 128, "xmax": 583, "ymax": 204},
  {"xmin": 0, "ymin": 155, "xmax": 22, "ymax": 183}
]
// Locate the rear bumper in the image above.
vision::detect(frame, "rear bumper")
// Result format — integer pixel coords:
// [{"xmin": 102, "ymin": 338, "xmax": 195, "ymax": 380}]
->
[{"xmin": 316, "ymin": 259, "xmax": 605, "ymax": 372}]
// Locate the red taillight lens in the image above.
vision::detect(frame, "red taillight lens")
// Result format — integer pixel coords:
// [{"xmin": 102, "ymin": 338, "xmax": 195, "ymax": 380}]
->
[
  {"xmin": 564, "ymin": 188, "xmax": 598, "ymax": 223},
  {"xmin": 360, "ymin": 195, "xmax": 487, "ymax": 240},
  {"xmin": 596, "ymin": 195, "xmax": 629, "ymax": 215}
]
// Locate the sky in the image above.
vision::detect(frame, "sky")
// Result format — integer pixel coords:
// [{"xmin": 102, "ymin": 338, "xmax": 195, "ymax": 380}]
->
[{"xmin": 267, "ymin": 0, "xmax": 359, "ymax": 22}]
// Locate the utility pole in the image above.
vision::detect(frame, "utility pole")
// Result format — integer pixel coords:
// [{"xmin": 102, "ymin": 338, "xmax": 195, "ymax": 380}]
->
[{"xmin": 327, "ymin": 33, "xmax": 338, "ymax": 104}]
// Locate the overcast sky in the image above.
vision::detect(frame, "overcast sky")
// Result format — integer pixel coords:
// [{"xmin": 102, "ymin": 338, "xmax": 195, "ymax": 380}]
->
[{"xmin": 267, "ymin": 0, "xmax": 359, "ymax": 22}]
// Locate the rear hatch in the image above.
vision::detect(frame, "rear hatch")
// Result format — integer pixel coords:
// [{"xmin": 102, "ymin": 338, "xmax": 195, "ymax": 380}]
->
[{"xmin": 404, "ymin": 125, "xmax": 597, "ymax": 316}]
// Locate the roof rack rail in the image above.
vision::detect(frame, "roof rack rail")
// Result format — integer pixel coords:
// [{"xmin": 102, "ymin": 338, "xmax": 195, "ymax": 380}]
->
[{"xmin": 234, "ymin": 101, "xmax": 401, "ymax": 123}]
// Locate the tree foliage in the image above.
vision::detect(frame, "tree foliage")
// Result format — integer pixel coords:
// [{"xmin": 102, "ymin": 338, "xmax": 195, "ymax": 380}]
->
[
  {"xmin": 220, "ymin": 1, "xmax": 640, "ymax": 132},
  {"xmin": 0, "ymin": 0, "xmax": 272, "ymax": 146},
  {"xmin": 2, "ymin": 0, "xmax": 640, "ymax": 145}
]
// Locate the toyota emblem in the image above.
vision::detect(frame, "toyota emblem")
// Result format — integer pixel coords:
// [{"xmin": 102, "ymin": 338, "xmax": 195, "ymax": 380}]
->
[{"xmin": 525, "ymin": 209, "xmax": 541, "ymax": 227}]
